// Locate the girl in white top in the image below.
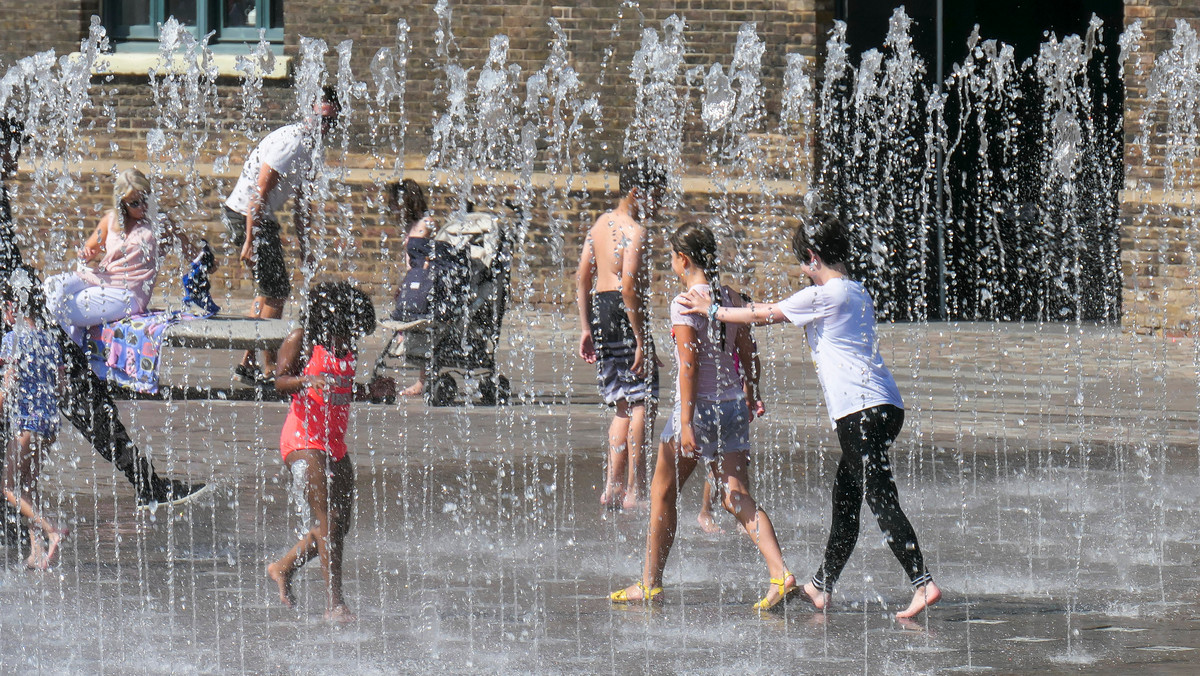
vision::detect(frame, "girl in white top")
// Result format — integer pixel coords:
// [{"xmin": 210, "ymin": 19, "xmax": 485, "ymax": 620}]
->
[
  {"xmin": 680, "ymin": 213, "xmax": 941, "ymax": 619},
  {"xmin": 610, "ymin": 223, "xmax": 798, "ymax": 611},
  {"xmin": 46, "ymin": 168, "xmax": 203, "ymax": 345}
]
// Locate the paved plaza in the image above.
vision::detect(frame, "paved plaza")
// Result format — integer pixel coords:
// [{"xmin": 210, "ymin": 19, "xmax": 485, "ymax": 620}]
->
[{"xmin": 1, "ymin": 310, "xmax": 1199, "ymax": 673}]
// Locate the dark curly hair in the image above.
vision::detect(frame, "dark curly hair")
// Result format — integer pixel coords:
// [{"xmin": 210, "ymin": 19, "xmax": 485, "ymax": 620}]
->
[{"xmin": 301, "ymin": 281, "xmax": 376, "ymax": 350}]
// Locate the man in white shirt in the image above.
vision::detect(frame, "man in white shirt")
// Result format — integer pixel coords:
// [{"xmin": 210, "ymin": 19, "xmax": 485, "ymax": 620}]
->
[{"xmin": 222, "ymin": 86, "xmax": 340, "ymax": 384}]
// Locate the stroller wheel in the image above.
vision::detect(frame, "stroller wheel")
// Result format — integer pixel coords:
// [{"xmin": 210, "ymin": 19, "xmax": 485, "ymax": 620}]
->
[
  {"xmin": 427, "ymin": 373, "xmax": 458, "ymax": 407},
  {"xmin": 479, "ymin": 374, "xmax": 509, "ymax": 406}
]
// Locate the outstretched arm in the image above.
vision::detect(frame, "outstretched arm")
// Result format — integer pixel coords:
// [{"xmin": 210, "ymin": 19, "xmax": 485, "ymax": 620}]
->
[
  {"xmin": 575, "ymin": 232, "xmax": 596, "ymax": 363},
  {"xmin": 679, "ymin": 287, "xmax": 788, "ymax": 326}
]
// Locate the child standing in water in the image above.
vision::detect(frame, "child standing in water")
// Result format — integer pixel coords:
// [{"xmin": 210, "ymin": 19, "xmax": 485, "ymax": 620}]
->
[
  {"xmin": 611, "ymin": 223, "xmax": 798, "ymax": 610},
  {"xmin": 680, "ymin": 213, "xmax": 941, "ymax": 618},
  {"xmin": 576, "ymin": 158, "xmax": 667, "ymax": 510},
  {"xmin": 267, "ymin": 281, "xmax": 394, "ymax": 623},
  {"xmin": 0, "ymin": 268, "xmax": 67, "ymax": 569}
]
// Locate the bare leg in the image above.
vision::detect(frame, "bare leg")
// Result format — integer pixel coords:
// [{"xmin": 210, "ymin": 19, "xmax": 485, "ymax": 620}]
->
[
  {"xmin": 715, "ymin": 451, "xmax": 795, "ymax": 607},
  {"xmin": 3, "ymin": 432, "xmax": 66, "ymax": 570},
  {"xmin": 602, "ymin": 401, "xmax": 631, "ymax": 508},
  {"xmin": 241, "ymin": 295, "xmax": 285, "ymax": 374},
  {"xmin": 323, "ymin": 455, "xmax": 356, "ymax": 622},
  {"xmin": 697, "ymin": 480, "xmax": 723, "ymax": 534},
  {"xmin": 614, "ymin": 440, "xmax": 698, "ymax": 600},
  {"xmin": 623, "ymin": 400, "xmax": 653, "ymax": 510},
  {"xmin": 268, "ymin": 449, "xmax": 326, "ymax": 610}
]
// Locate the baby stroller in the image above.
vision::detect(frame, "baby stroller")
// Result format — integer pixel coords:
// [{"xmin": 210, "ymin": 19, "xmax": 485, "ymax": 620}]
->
[{"xmin": 374, "ymin": 205, "xmax": 514, "ymax": 406}]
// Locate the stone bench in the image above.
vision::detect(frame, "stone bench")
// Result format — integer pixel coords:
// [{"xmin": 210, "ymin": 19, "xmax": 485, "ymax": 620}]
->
[{"xmin": 161, "ymin": 315, "xmax": 292, "ymax": 351}]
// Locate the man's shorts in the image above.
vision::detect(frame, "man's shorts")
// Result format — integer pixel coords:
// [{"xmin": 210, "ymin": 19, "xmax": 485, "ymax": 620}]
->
[
  {"xmin": 223, "ymin": 206, "xmax": 291, "ymax": 299},
  {"xmin": 661, "ymin": 398, "xmax": 751, "ymax": 461},
  {"xmin": 590, "ymin": 290, "xmax": 659, "ymax": 405}
]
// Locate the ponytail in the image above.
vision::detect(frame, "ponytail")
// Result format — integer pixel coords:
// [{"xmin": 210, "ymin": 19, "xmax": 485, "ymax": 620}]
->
[{"xmin": 669, "ymin": 222, "xmax": 727, "ymax": 351}]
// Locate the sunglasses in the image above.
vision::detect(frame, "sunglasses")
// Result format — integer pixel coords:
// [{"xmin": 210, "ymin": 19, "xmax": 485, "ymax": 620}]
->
[{"xmin": 123, "ymin": 197, "xmax": 147, "ymax": 210}]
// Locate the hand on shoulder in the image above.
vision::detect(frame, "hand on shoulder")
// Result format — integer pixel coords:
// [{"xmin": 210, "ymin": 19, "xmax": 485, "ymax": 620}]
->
[{"xmin": 677, "ymin": 286, "xmax": 712, "ymax": 315}]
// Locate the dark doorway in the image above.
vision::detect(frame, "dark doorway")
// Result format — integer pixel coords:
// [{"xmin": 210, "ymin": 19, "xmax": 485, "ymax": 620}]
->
[{"xmin": 830, "ymin": 1, "xmax": 1124, "ymax": 322}]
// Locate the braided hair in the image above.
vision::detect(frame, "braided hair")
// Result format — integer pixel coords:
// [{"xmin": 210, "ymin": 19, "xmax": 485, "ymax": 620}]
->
[{"xmin": 670, "ymin": 222, "xmax": 728, "ymax": 351}]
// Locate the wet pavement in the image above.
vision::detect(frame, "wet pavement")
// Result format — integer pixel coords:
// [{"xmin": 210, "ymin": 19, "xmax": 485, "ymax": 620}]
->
[{"xmin": 1, "ymin": 313, "xmax": 1200, "ymax": 674}]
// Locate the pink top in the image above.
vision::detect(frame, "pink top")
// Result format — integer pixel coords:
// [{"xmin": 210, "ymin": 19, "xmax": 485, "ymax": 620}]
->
[
  {"xmin": 279, "ymin": 344, "xmax": 356, "ymax": 462},
  {"xmin": 76, "ymin": 215, "xmax": 160, "ymax": 312}
]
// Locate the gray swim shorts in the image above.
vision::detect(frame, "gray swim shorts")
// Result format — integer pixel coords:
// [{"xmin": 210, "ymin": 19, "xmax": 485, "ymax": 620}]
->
[{"xmin": 590, "ymin": 290, "xmax": 659, "ymax": 405}]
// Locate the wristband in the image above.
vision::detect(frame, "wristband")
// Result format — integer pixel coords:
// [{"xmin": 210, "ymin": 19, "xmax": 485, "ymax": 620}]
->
[{"xmin": 708, "ymin": 303, "xmax": 719, "ymax": 322}]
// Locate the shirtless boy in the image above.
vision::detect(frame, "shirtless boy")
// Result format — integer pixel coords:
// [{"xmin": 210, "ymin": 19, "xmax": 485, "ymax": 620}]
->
[{"xmin": 576, "ymin": 158, "xmax": 667, "ymax": 510}]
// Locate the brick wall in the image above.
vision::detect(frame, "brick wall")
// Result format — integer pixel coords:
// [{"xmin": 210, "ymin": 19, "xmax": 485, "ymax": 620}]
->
[
  {"xmin": 1121, "ymin": 0, "xmax": 1200, "ymax": 333},
  {"xmin": 0, "ymin": 0, "xmax": 98, "ymax": 69},
  {"xmin": 2, "ymin": 165, "xmax": 806, "ymax": 317},
  {"xmin": 0, "ymin": 0, "xmax": 827, "ymax": 314}
]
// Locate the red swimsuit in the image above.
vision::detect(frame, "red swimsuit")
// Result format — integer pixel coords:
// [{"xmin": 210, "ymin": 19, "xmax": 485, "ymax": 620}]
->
[{"xmin": 280, "ymin": 344, "xmax": 355, "ymax": 462}]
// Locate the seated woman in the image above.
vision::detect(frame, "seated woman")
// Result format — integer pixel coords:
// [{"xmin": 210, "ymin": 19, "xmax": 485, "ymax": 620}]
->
[
  {"xmin": 388, "ymin": 178, "xmax": 437, "ymax": 397},
  {"xmin": 46, "ymin": 167, "xmax": 206, "ymax": 345}
]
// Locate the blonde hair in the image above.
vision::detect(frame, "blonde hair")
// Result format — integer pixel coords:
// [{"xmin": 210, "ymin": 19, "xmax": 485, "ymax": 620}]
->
[{"xmin": 112, "ymin": 167, "xmax": 152, "ymax": 225}]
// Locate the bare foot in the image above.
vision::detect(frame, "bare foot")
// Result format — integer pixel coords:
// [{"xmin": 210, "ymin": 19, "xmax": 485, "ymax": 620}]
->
[
  {"xmin": 802, "ymin": 582, "xmax": 831, "ymax": 610},
  {"xmin": 326, "ymin": 603, "xmax": 357, "ymax": 624},
  {"xmin": 24, "ymin": 536, "xmax": 46, "ymax": 571},
  {"xmin": 267, "ymin": 562, "xmax": 296, "ymax": 608},
  {"xmin": 621, "ymin": 494, "xmax": 648, "ymax": 511},
  {"xmin": 39, "ymin": 528, "xmax": 66, "ymax": 570},
  {"xmin": 697, "ymin": 511, "xmax": 724, "ymax": 534},
  {"xmin": 600, "ymin": 487, "xmax": 625, "ymax": 511},
  {"xmin": 400, "ymin": 381, "xmax": 424, "ymax": 397},
  {"xmin": 895, "ymin": 581, "xmax": 941, "ymax": 619}
]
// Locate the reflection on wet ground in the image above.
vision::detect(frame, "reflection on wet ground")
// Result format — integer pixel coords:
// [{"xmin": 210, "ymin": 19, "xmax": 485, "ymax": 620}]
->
[{"xmin": 0, "ymin": 322, "xmax": 1199, "ymax": 673}]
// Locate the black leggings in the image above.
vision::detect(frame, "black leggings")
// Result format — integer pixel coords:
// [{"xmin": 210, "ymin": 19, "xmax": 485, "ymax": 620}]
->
[{"xmin": 811, "ymin": 404, "xmax": 931, "ymax": 592}]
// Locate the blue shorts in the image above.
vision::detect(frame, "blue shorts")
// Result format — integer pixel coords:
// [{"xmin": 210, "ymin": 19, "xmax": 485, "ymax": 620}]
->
[{"xmin": 660, "ymin": 398, "xmax": 750, "ymax": 461}]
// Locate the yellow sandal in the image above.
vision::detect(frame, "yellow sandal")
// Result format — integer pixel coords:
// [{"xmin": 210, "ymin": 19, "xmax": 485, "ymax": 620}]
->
[
  {"xmin": 610, "ymin": 581, "xmax": 663, "ymax": 603},
  {"xmin": 753, "ymin": 572, "xmax": 800, "ymax": 611}
]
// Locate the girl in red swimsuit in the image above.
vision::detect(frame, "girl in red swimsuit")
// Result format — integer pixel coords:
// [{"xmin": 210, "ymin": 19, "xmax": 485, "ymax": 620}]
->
[{"xmin": 267, "ymin": 281, "xmax": 394, "ymax": 623}]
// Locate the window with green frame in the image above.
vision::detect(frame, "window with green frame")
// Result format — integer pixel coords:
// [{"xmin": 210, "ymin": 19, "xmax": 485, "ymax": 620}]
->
[{"xmin": 107, "ymin": 0, "xmax": 283, "ymax": 45}]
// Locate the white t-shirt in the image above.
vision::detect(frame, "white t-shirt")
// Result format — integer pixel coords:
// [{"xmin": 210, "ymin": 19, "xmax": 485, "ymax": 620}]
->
[
  {"xmin": 776, "ymin": 277, "xmax": 903, "ymax": 425},
  {"xmin": 669, "ymin": 284, "xmax": 745, "ymax": 403},
  {"xmin": 224, "ymin": 122, "xmax": 320, "ymax": 216}
]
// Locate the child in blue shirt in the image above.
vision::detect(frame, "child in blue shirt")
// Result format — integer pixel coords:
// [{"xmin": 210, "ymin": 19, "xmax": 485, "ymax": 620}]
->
[{"xmin": 0, "ymin": 269, "xmax": 66, "ymax": 569}]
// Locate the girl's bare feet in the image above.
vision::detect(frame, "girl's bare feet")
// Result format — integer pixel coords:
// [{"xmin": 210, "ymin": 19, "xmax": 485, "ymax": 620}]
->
[
  {"xmin": 39, "ymin": 528, "xmax": 66, "ymax": 570},
  {"xmin": 600, "ymin": 487, "xmax": 625, "ymax": 510},
  {"xmin": 24, "ymin": 536, "xmax": 46, "ymax": 570},
  {"xmin": 400, "ymin": 381, "xmax": 424, "ymax": 397},
  {"xmin": 621, "ymin": 494, "xmax": 648, "ymax": 511},
  {"xmin": 267, "ymin": 562, "xmax": 297, "ymax": 608},
  {"xmin": 895, "ymin": 581, "xmax": 941, "ymax": 619},
  {"xmin": 802, "ymin": 582, "xmax": 831, "ymax": 610},
  {"xmin": 697, "ymin": 510, "xmax": 724, "ymax": 534},
  {"xmin": 326, "ymin": 603, "xmax": 357, "ymax": 624}
]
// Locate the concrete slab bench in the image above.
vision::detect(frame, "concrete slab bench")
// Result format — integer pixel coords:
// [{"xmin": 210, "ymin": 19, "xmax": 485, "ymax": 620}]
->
[{"xmin": 161, "ymin": 315, "xmax": 292, "ymax": 351}]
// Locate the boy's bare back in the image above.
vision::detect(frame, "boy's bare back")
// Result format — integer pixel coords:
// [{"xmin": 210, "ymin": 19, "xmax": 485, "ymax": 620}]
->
[{"xmin": 587, "ymin": 208, "xmax": 645, "ymax": 293}]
